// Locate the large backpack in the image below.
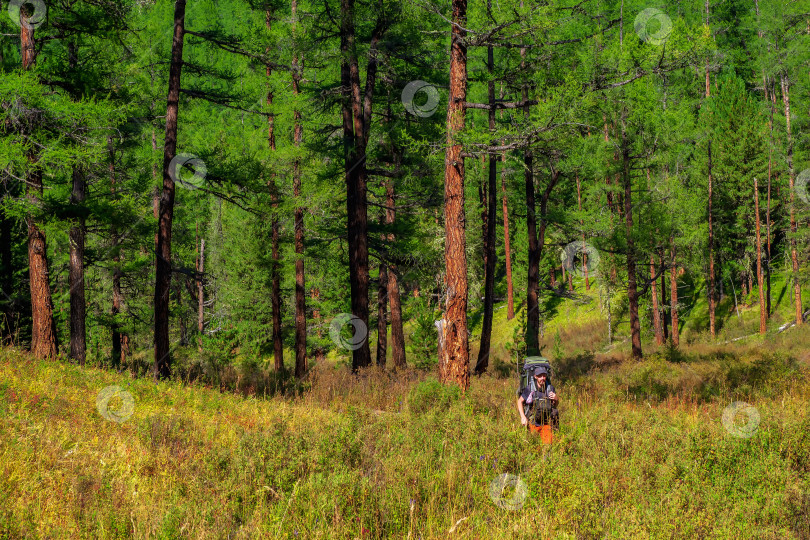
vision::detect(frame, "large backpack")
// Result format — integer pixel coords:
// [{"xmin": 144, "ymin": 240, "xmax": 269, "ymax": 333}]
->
[{"xmin": 518, "ymin": 356, "xmax": 554, "ymax": 419}]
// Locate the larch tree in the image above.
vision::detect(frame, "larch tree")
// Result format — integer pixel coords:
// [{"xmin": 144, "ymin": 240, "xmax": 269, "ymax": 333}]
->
[
  {"xmin": 154, "ymin": 0, "xmax": 187, "ymax": 380},
  {"xmin": 20, "ymin": 5, "xmax": 57, "ymax": 360},
  {"xmin": 440, "ymin": 0, "xmax": 470, "ymax": 389}
]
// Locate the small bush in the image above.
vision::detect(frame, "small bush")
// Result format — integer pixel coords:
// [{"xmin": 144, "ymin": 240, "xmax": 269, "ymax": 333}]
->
[{"xmin": 407, "ymin": 377, "xmax": 460, "ymax": 414}]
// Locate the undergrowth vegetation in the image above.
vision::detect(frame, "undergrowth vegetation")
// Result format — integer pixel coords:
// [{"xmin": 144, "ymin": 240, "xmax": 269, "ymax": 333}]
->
[{"xmin": 2, "ymin": 331, "xmax": 810, "ymax": 539}]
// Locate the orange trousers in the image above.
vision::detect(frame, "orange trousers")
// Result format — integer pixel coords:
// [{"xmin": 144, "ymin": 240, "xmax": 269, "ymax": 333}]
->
[{"xmin": 529, "ymin": 423, "xmax": 553, "ymax": 444}]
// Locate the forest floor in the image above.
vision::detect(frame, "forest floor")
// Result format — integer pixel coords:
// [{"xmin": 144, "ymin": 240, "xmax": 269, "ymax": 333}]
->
[{"xmin": 2, "ymin": 317, "xmax": 810, "ymax": 538}]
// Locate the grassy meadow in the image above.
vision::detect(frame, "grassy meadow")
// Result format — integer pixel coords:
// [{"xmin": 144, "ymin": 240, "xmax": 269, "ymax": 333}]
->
[{"xmin": 2, "ymin": 318, "xmax": 810, "ymax": 538}]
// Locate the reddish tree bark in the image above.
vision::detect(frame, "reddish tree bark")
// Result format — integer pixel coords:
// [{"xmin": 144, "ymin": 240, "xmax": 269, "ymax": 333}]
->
[
  {"xmin": 376, "ymin": 257, "xmax": 388, "ymax": 367},
  {"xmin": 154, "ymin": 0, "xmax": 187, "ymax": 380},
  {"xmin": 386, "ymin": 178, "xmax": 406, "ymax": 368},
  {"xmin": 440, "ymin": 0, "xmax": 469, "ymax": 390},
  {"xmin": 21, "ymin": 11, "xmax": 57, "ymax": 360}
]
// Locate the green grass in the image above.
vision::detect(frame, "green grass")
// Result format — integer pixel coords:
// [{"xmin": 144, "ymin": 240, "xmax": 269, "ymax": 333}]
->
[
  {"xmin": 4, "ymin": 270, "xmax": 810, "ymax": 538},
  {"xmin": 2, "ymin": 333, "xmax": 810, "ymax": 539}
]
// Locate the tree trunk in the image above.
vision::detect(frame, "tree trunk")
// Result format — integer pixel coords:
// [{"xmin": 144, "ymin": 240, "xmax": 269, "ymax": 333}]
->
[
  {"xmin": 439, "ymin": 0, "xmax": 469, "ymax": 390},
  {"xmin": 708, "ymin": 140, "xmax": 716, "ymax": 338},
  {"xmin": 606, "ymin": 279, "xmax": 613, "ymax": 344},
  {"xmin": 766, "ymin": 77, "xmax": 774, "ymax": 318},
  {"xmin": 154, "ymin": 0, "xmax": 187, "ymax": 380},
  {"xmin": 522, "ymin": 33, "xmax": 541, "ymax": 357},
  {"xmin": 376, "ymin": 258, "xmax": 388, "ymax": 367},
  {"xmin": 109, "ymin": 138, "xmax": 126, "ymax": 369},
  {"xmin": 526, "ymin": 152, "xmax": 539, "ymax": 357},
  {"xmin": 670, "ymin": 238, "xmax": 679, "ymax": 347},
  {"xmin": 766, "ymin": 164, "xmax": 772, "ymax": 317},
  {"xmin": 386, "ymin": 178, "xmax": 406, "ymax": 368},
  {"xmin": 176, "ymin": 280, "xmax": 187, "ymax": 346},
  {"xmin": 66, "ymin": 42, "xmax": 86, "ymax": 366},
  {"xmin": 650, "ymin": 255, "xmax": 663, "ymax": 345},
  {"xmin": 68, "ymin": 167, "xmax": 87, "ymax": 365},
  {"xmin": 660, "ymin": 250, "xmax": 668, "ymax": 340},
  {"xmin": 197, "ymin": 236, "xmax": 205, "ymax": 339},
  {"xmin": 576, "ymin": 174, "xmax": 589, "ymax": 290},
  {"xmin": 475, "ymin": 26, "xmax": 497, "ymax": 375},
  {"xmin": 754, "ymin": 176, "xmax": 766, "ymax": 333},
  {"xmin": 527, "ymin": 166, "xmax": 559, "ymax": 354},
  {"xmin": 501, "ymin": 152, "xmax": 514, "ymax": 320},
  {"xmin": 781, "ymin": 73, "xmax": 802, "ymax": 326},
  {"xmin": 22, "ymin": 13, "xmax": 57, "ymax": 360},
  {"xmin": 479, "ymin": 161, "xmax": 487, "ymax": 270},
  {"xmin": 267, "ymin": 9, "xmax": 284, "ymax": 372},
  {"xmin": 292, "ymin": 0, "xmax": 308, "ymax": 377},
  {"xmin": 621, "ymin": 119, "xmax": 642, "ymax": 360},
  {"xmin": 341, "ymin": 0, "xmax": 373, "ymax": 371}
]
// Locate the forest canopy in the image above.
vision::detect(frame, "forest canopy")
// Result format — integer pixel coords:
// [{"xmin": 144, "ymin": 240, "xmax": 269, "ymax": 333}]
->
[{"xmin": 2, "ymin": 0, "xmax": 809, "ymax": 390}]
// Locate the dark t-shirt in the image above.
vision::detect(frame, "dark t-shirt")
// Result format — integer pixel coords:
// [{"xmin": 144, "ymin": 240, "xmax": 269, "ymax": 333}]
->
[
  {"xmin": 521, "ymin": 383, "xmax": 557, "ymax": 426},
  {"xmin": 520, "ymin": 383, "xmax": 556, "ymax": 403}
]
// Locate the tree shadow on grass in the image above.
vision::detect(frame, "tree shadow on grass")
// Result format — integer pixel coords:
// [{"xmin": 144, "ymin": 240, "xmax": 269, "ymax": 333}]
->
[
  {"xmin": 625, "ymin": 349, "xmax": 802, "ymax": 403},
  {"xmin": 554, "ymin": 350, "xmax": 623, "ymax": 384}
]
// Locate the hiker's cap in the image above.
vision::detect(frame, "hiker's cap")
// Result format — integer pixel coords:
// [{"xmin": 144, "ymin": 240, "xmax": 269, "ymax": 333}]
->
[{"xmin": 534, "ymin": 366, "xmax": 548, "ymax": 376}]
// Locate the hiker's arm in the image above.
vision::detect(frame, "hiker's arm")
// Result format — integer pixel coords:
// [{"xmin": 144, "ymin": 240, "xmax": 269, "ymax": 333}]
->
[
  {"xmin": 516, "ymin": 395, "xmax": 528, "ymax": 425},
  {"xmin": 548, "ymin": 387, "xmax": 558, "ymax": 404}
]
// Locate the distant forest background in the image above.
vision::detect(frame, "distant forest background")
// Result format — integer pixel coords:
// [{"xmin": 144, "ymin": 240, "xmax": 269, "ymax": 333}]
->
[{"xmin": 2, "ymin": 0, "xmax": 810, "ymax": 390}]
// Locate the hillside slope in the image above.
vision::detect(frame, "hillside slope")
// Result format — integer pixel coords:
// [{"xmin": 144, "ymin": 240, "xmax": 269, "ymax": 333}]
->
[{"xmin": 1, "ymin": 335, "xmax": 809, "ymax": 539}]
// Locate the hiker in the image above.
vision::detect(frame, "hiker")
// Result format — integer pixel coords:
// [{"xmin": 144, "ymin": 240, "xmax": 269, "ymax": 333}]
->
[{"xmin": 516, "ymin": 365, "xmax": 559, "ymax": 431}]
